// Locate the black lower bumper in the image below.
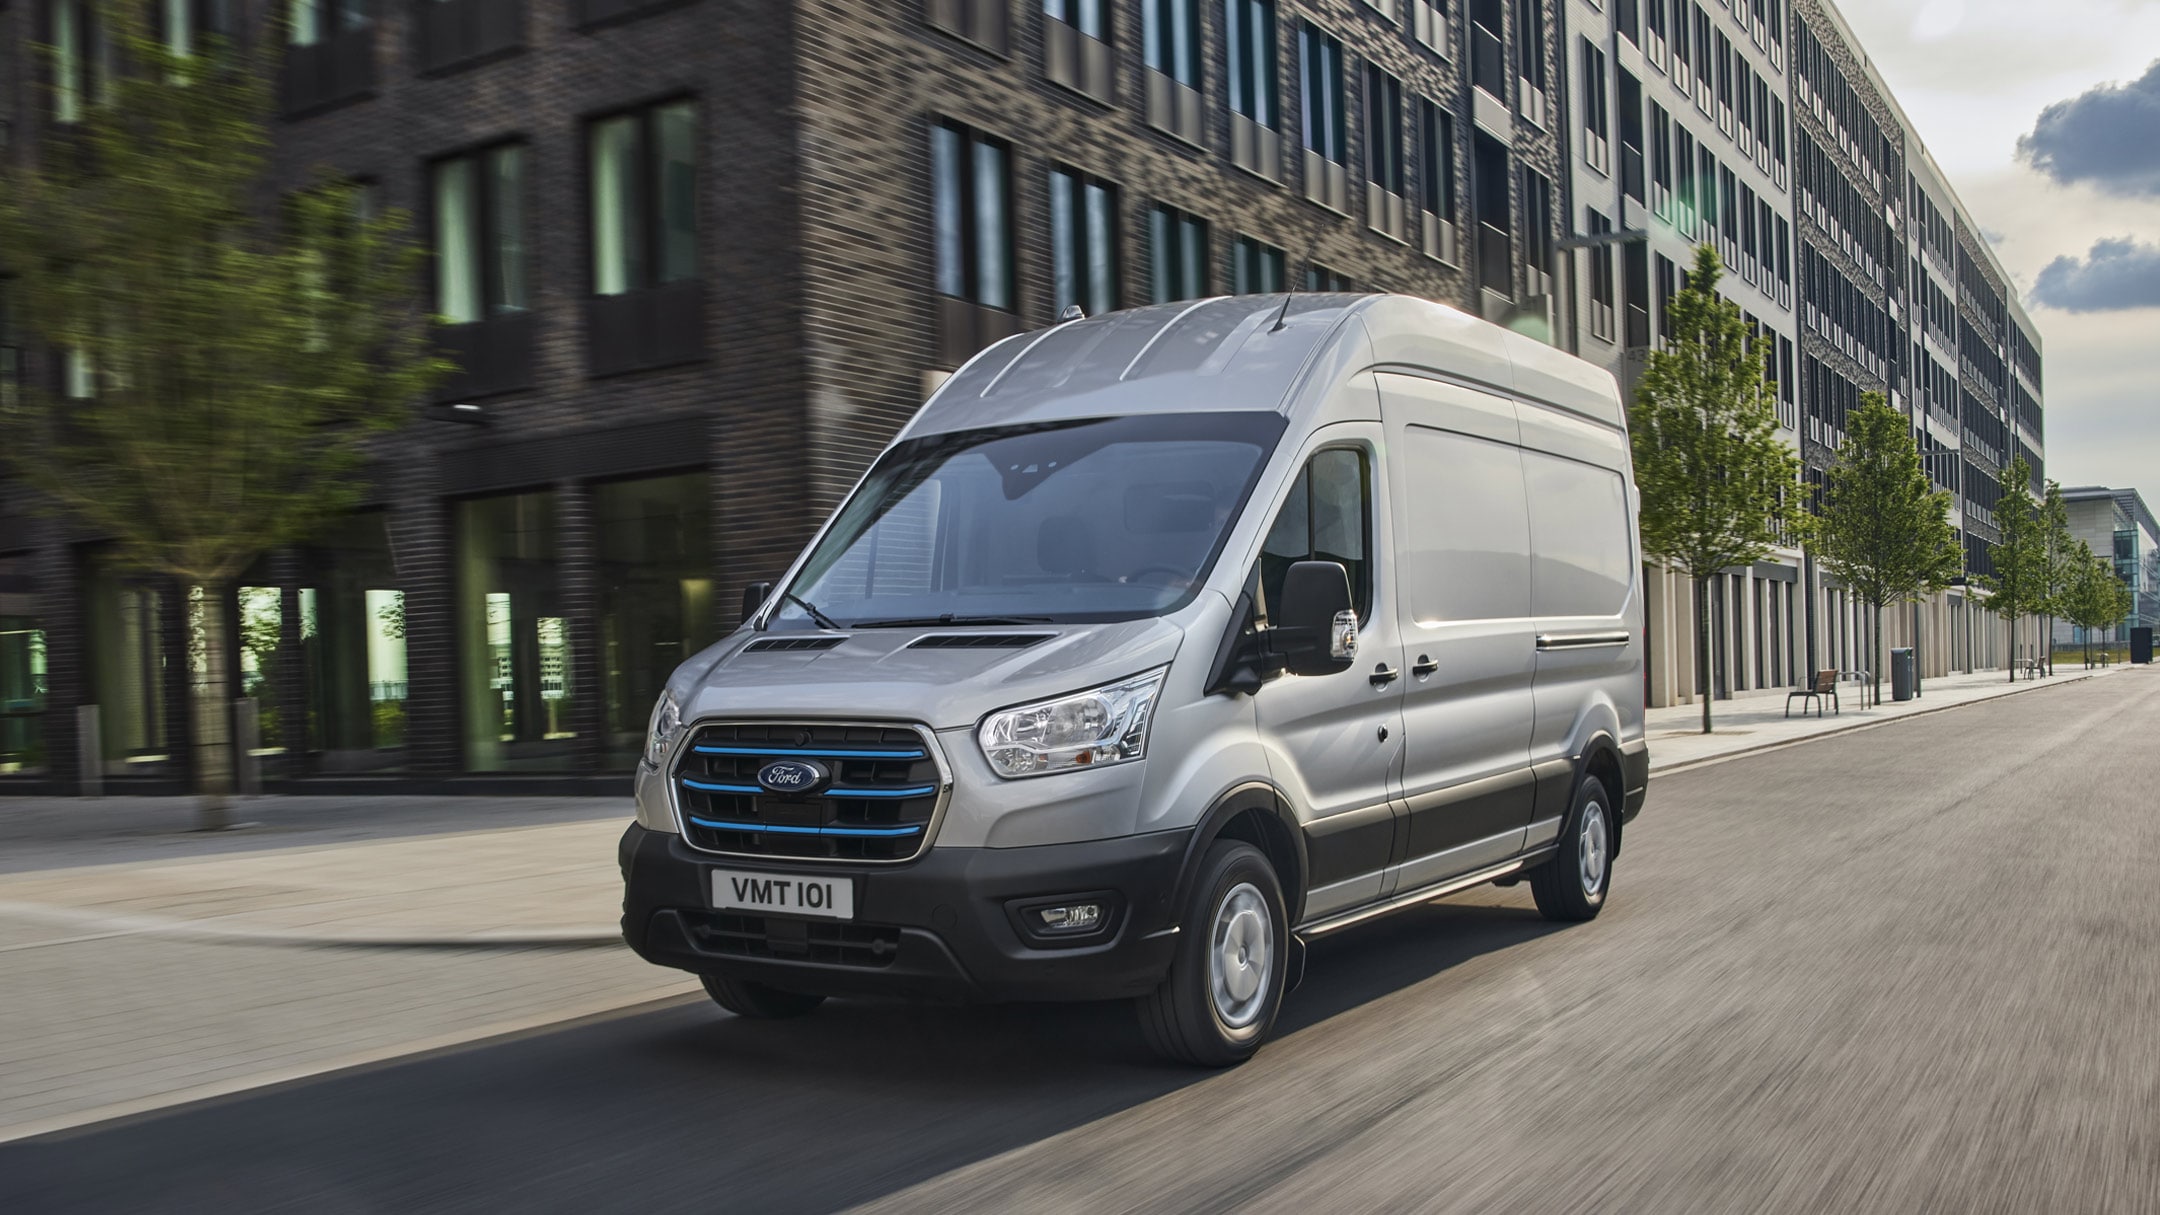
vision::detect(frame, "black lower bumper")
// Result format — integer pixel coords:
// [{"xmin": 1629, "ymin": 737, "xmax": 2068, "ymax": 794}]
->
[{"xmin": 619, "ymin": 824, "xmax": 1189, "ymax": 1003}]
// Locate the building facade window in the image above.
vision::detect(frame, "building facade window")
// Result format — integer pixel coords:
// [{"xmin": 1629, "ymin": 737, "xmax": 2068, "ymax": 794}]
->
[
  {"xmin": 432, "ymin": 144, "xmax": 528, "ymax": 325},
  {"xmin": 1226, "ymin": 0, "xmax": 1278, "ymax": 126},
  {"xmin": 932, "ymin": 121, "xmax": 1014, "ymax": 312},
  {"xmin": 925, "ymin": 0, "xmax": 1010, "ymax": 53},
  {"xmin": 1299, "ymin": 22, "xmax": 1348, "ymax": 210},
  {"xmin": 1365, "ymin": 65, "xmax": 1405, "ymax": 240},
  {"xmin": 1049, "ymin": 167, "xmax": 1119, "ymax": 317},
  {"xmin": 301, "ymin": 512, "xmax": 407, "ymax": 763},
  {"xmin": 1299, "ymin": 23, "xmax": 1346, "ymax": 166},
  {"xmin": 590, "ymin": 99, "xmax": 697, "ymax": 298},
  {"xmin": 1226, "ymin": 0, "xmax": 1281, "ymax": 177},
  {"xmin": 1232, "ymin": 235, "xmax": 1285, "ymax": 294},
  {"xmin": 0, "ymin": 554, "xmax": 46, "ymax": 775},
  {"xmin": 86, "ymin": 559, "xmax": 171, "ymax": 773},
  {"xmin": 1143, "ymin": 0, "xmax": 1202, "ymax": 86},
  {"xmin": 596, "ymin": 473, "xmax": 715, "ymax": 769},
  {"xmin": 1580, "ymin": 37, "xmax": 1609, "ymax": 173},
  {"xmin": 1148, "ymin": 202, "xmax": 1210, "ymax": 303},
  {"xmin": 1417, "ymin": 98, "xmax": 1458, "ymax": 263},
  {"xmin": 458, "ymin": 491, "xmax": 572, "ymax": 772}
]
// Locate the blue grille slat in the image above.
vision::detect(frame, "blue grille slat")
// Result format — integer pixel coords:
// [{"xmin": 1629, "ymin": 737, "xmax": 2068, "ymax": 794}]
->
[
  {"xmin": 680, "ymin": 778, "xmax": 763, "ymax": 794},
  {"xmin": 687, "ymin": 817, "xmax": 924, "ymax": 839},
  {"xmin": 691, "ymin": 745, "xmax": 927, "ymax": 759}
]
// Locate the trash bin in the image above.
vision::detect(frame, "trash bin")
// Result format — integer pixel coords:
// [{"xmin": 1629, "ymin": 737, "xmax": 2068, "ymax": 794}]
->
[{"xmin": 1891, "ymin": 648, "xmax": 1917, "ymax": 702}]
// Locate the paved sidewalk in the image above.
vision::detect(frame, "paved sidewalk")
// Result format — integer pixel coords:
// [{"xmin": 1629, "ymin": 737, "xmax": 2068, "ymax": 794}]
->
[{"xmin": 1645, "ymin": 664, "xmax": 2124, "ymax": 773}]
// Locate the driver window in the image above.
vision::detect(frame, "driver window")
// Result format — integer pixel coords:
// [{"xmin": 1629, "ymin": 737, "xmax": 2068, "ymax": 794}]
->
[{"xmin": 1258, "ymin": 447, "xmax": 1372, "ymax": 623}]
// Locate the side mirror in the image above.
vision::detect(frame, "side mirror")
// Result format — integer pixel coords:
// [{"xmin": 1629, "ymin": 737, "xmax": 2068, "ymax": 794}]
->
[
  {"xmin": 1273, "ymin": 561, "xmax": 1358, "ymax": 677},
  {"xmin": 741, "ymin": 581, "xmax": 773, "ymax": 626}
]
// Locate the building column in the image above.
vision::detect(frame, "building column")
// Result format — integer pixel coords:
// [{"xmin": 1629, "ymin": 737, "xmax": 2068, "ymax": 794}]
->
[
  {"xmin": 560, "ymin": 479, "xmax": 605, "ymax": 772},
  {"xmin": 387, "ymin": 462, "xmax": 457, "ymax": 777},
  {"xmin": 270, "ymin": 549, "xmax": 308, "ymax": 779}
]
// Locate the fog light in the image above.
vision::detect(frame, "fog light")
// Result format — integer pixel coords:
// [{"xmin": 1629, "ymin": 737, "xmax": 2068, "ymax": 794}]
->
[{"xmin": 1031, "ymin": 903, "xmax": 1104, "ymax": 934}]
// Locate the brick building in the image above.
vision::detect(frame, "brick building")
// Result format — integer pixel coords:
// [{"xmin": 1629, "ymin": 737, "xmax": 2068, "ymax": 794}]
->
[{"xmin": 0, "ymin": 0, "xmax": 1575, "ymax": 792}]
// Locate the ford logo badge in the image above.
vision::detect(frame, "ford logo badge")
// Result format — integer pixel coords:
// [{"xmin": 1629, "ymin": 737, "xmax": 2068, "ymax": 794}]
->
[{"xmin": 756, "ymin": 759, "xmax": 829, "ymax": 796}]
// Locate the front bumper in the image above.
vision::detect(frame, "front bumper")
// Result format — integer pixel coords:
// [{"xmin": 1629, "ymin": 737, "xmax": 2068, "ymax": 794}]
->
[{"xmin": 619, "ymin": 824, "xmax": 1188, "ymax": 1003}]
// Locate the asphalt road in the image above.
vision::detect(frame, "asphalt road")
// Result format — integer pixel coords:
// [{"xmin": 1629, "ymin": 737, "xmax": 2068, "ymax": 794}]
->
[{"xmin": 6, "ymin": 671, "xmax": 2156, "ymax": 1214}]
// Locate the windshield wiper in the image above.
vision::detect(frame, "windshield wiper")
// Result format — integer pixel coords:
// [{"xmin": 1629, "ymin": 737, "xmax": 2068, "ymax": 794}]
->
[
  {"xmin": 852, "ymin": 613, "xmax": 1058, "ymax": 628},
  {"xmin": 781, "ymin": 591, "xmax": 845, "ymax": 631}
]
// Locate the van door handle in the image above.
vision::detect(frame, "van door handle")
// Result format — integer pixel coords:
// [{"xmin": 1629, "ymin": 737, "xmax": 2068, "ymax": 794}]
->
[
  {"xmin": 1411, "ymin": 655, "xmax": 1439, "ymax": 677},
  {"xmin": 1369, "ymin": 663, "xmax": 1399, "ymax": 687}
]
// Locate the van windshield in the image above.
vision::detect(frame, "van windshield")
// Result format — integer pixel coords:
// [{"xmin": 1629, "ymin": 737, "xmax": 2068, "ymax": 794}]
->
[{"xmin": 774, "ymin": 412, "xmax": 1287, "ymax": 628}]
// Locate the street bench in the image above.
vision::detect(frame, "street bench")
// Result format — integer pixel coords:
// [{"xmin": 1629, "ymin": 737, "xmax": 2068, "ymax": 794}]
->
[{"xmin": 1786, "ymin": 669, "xmax": 1839, "ymax": 718}]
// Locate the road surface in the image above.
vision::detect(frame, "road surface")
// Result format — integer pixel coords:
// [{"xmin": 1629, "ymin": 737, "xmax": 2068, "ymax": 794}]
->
[{"xmin": 5, "ymin": 670, "xmax": 2155, "ymax": 1213}]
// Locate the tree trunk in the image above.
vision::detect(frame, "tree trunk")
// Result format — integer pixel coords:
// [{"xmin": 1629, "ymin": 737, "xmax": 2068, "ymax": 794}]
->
[
  {"xmin": 1696, "ymin": 575, "xmax": 1713, "ymax": 734},
  {"xmin": 193, "ymin": 582, "xmax": 235, "ymax": 830},
  {"xmin": 2007, "ymin": 615, "xmax": 2017, "ymax": 683},
  {"xmin": 1872, "ymin": 601, "xmax": 1884, "ymax": 708}
]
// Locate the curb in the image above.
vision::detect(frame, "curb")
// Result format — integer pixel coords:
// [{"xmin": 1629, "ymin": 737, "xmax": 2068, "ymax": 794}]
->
[
  {"xmin": 0, "ymin": 900, "xmax": 621, "ymax": 951},
  {"xmin": 1648, "ymin": 668, "xmax": 2116, "ymax": 779}
]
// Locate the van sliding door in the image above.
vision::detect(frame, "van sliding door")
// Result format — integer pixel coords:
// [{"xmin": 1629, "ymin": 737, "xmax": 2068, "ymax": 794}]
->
[{"xmin": 1377, "ymin": 373, "xmax": 1539, "ymax": 891}]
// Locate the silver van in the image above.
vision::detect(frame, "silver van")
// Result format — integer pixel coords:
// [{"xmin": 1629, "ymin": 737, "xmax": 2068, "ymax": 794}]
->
[{"xmin": 621, "ymin": 294, "xmax": 1648, "ymax": 1065}]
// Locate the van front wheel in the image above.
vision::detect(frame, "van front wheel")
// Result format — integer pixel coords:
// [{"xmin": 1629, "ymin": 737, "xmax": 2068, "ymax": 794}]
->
[
  {"xmin": 1136, "ymin": 840, "xmax": 1287, "ymax": 1067},
  {"xmin": 1530, "ymin": 774, "xmax": 1614, "ymax": 922}
]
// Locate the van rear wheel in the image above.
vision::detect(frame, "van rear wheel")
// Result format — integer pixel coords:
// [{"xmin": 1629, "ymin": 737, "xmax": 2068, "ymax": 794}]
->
[
  {"xmin": 701, "ymin": 975, "xmax": 825, "ymax": 1019},
  {"xmin": 1529, "ymin": 774, "xmax": 1614, "ymax": 922},
  {"xmin": 1136, "ymin": 840, "xmax": 1287, "ymax": 1067}
]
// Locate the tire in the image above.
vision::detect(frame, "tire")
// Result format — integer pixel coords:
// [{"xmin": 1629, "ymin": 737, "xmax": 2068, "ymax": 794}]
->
[
  {"xmin": 1136, "ymin": 840, "xmax": 1288, "ymax": 1067},
  {"xmin": 1530, "ymin": 774, "xmax": 1615, "ymax": 922},
  {"xmin": 701, "ymin": 974, "xmax": 826, "ymax": 1019}
]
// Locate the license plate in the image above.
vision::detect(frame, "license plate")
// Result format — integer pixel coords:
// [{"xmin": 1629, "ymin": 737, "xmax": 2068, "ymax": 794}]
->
[{"xmin": 710, "ymin": 869, "xmax": 855, "ymax": 921}]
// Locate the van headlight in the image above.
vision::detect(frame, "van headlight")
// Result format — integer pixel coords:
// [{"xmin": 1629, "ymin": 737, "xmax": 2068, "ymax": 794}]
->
[
  {"xmin": 646, "ymin": 691, "xmax": 684, "ymax": 766},
  {"xmin": 977, "ymin": 669, "xmax": 1166, "ymax": 779}
]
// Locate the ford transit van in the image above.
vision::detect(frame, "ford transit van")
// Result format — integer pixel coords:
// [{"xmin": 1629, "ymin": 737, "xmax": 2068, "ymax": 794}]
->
[{"xmin": 621, "ymin": 293, "xmax": 1648, "ymax": 1065}]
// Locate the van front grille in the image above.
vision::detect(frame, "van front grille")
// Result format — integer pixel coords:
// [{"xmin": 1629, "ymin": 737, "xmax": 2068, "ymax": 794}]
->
[{"xmin": 672, "ymin": 721, "xmax": 943, "ymax": 862}]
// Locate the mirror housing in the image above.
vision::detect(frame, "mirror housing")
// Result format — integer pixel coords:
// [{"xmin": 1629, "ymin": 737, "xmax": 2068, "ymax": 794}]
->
[
  {"xmin": 1273, "ymin": 561, "xmax": 1358, "ymax": 677},
  {"xmin": 741, "ymin": 581, "xmax": 773, "ymax": 627}
]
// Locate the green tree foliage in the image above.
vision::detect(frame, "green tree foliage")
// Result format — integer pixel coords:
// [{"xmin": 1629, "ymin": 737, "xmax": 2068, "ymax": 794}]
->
[
  {"xmin": 2038, "ymin": 483, "xmax": 2088, "ymax": 676},
  {"xmin": 1801, "ymin": 393, "xmax": 1960, "ymax": 707},
  {"xmin": 0, "ymin": 12, "xmax": 446, "ymax": 823},
  {"xmin": 2059, "ymin": 546, "xmax": 2125, "ymax": 668},
  {"xmin": 1631, "ymin": 246, "xmax": 1801, "ymax": 733},
  {"xmin": 1979, "ymin": 458, "xmax": 2049, "ymax": 683}
]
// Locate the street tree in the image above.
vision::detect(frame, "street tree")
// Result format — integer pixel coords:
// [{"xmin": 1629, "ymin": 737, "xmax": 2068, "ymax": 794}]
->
[
  {"xmin": 1979, "ymin": 458, "xmax": 2048, "ymax": 683},
  {"xmin": 2039, "ymin": 482, "xmax": 2076, "ymax": 676},
  {"xmin": 0, "ymin": 14, "xmax": 445, "ymax": 827},
  {"xmin": 1631, "ymin": 245, "xmax": 1801, "ymax": 733},
  {"xmin": 2060, "ymin": 546, "xmax": 2117, "ymax": 668},
  {"xmin": 1801, "ymin": 393, "xmax": 1960, "ymax": 707}
]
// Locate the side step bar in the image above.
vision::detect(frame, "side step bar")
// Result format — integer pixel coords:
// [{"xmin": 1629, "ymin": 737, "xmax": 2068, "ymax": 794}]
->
[{"xmin": 1293, "ymin": 851, "xmax": 1554, "ymax": 940}]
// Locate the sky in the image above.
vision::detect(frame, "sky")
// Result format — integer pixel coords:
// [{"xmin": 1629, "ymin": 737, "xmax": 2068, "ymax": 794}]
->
[{"xmin": 1827, "ymin": 0, "xmax": 2160, "ymax": 496}]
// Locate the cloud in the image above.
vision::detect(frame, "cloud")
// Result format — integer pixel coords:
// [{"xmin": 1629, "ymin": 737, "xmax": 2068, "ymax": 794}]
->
[
  {"xmin": 2018, "ymin": 60, "xmax": 2160, "ymax": 196},
  {"xmin": 2030, "ymin": 238, "xmax": 2160, "ymax": 312}
]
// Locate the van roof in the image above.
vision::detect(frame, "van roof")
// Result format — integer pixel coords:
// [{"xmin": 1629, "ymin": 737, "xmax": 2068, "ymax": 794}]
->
[{"xmin": 904, "ymin": 294, "xmax": 1625, "ymax": 440}]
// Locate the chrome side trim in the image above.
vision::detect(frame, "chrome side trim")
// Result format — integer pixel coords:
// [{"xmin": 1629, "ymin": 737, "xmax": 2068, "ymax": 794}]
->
[
  {"xmin": 667, "ymin": 718, "xmax": 954, "ymax": 866},
  {"xmin": 1535, "ymin": 630, "xmax": 1633, "ymax": 651},
  {"xmin": 1295, "ymin": 854, "xmax": 1540, "ymax": 937}
]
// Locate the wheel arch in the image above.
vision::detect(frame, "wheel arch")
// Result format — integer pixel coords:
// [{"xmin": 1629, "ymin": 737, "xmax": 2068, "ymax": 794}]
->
[
  {"xmin": 1173, "ymin": 782, "xmax": 1309, "ymax": 926},
  {"xmin": 1576, "ymin": 733, "xmax": 1627, "ymax": 858}
]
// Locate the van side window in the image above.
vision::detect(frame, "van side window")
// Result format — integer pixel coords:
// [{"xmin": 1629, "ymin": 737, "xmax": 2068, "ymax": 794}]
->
[{"xmin": 1259, "ymin": 447, "xmax": 1372, "ymax": 622}]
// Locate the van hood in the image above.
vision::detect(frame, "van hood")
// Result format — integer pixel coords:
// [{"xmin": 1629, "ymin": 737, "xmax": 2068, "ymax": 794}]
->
[{"xmin": 678, "ymin": 620, "xmax": 1189, "ymax": 731}]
